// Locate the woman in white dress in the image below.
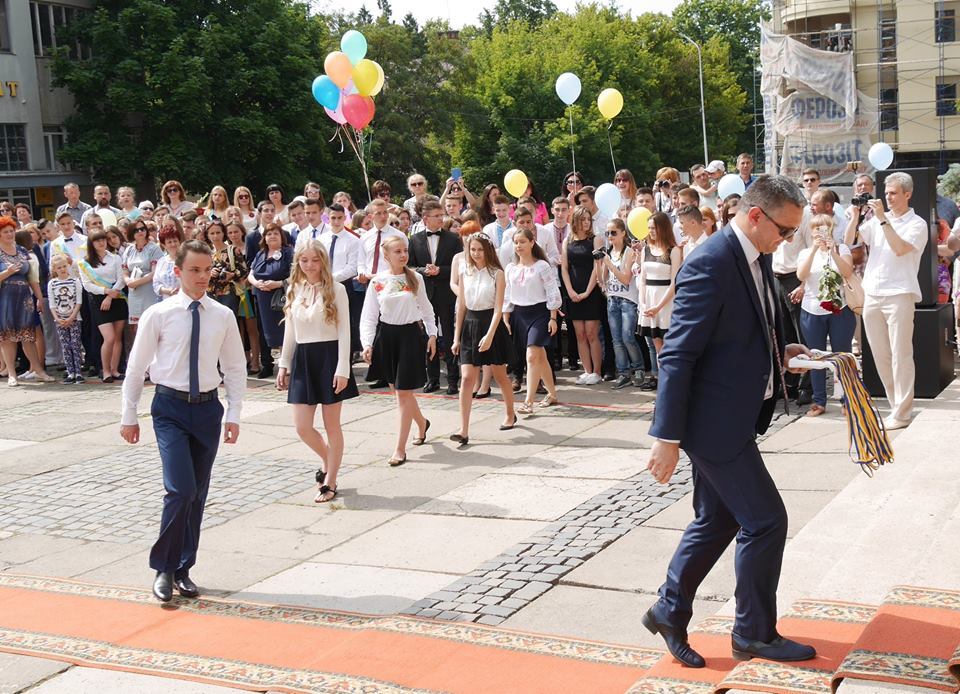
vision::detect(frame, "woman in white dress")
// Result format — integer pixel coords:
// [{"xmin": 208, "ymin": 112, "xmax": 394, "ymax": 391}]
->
[{"xmin": 637, "ymin": 211, "xmax": 681, "ymax": 391}]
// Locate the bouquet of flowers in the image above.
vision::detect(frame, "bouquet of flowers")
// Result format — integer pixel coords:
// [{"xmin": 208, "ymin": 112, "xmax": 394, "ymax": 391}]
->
[{"xmin": 818, "ymin": 262, "xmax": 844, "ymax": 314}]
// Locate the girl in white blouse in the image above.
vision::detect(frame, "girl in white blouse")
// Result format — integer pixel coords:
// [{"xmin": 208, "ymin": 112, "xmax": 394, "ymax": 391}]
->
[
  {"xmin": 503, "ymin": 227, "xmax": 562, "ymax": 415},
  {"xmin": 79, "ymin": 229, "xmax": 127, "ymax": 382},
  {"xmin": 277, "ymin": 240, "xmax": 359, "ymax": 502},
  {"xmin": 360, "ymin": 235, "xmax": 438, "ymax": 466},
  {"xmin": 450, "ymin": 234, "xmax": 517, "ymax": 445}
]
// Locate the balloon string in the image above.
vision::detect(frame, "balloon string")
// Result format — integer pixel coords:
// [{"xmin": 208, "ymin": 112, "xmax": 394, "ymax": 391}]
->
[
  {"xmin": 568, "ymin": 110, "xmax": 577, "ymax": 182},
  {"xmin": 607, "ymin": 122, "xmax": 617, "ymax": 176},
  {"xmin": 354, "ymin": 127, "xmax": 371, "ymax": 203},
  {"xmin": 330, "ymin": 126, "xmax": 345, "ymax": 152}
]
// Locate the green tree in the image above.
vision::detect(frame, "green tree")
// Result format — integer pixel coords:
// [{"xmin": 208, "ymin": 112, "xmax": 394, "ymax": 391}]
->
[
  {"xmin": 673, "ymin": 0, "xmax": 770, "ymax": 158},
  {"xmin": 52, "ymin": 0, "xmax": 359, "ymax": 197}
]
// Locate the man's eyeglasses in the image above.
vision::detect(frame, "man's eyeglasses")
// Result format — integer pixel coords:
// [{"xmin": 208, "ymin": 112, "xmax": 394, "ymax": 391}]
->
[
  {"xmin": 802, "ymin": 178, "xmax": 818, "ymax": 184},
  {"xmin": 757, "ymin": 206, "xmax": 799, "ymax": 240}
]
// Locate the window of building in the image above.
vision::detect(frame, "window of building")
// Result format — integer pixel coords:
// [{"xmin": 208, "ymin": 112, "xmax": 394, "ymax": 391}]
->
[
  {"xmin": 879, "ymin": 12, "xmax": 897, "ymax": 63},
  {"xmin": 30, "ymin": 1, "xmax": 90, "ymax": 59},
  {"xmin": 937, "ymin": 79, "xmax": 959, "ymax": 117},
  {"xmin": 880, "ymin": 88, "xmax": 899, "ymax": 131},
  {"xmin": 937, "ymin": 7, "xmax": 957, "ymax": 43},
  {"xmin": 0, "ymin": 188, "xmax": 32, "ymax": 208},
  {"xmin": 0, "ymin": 124, "xmax": 28, "ymax": 172},
  {"xmin": 1, "ymin": 0, "xmax": 12, "ymax": 53},
  {"xmin": 43, "ymin": 126, "xmax": 66, "ymax": 172}
]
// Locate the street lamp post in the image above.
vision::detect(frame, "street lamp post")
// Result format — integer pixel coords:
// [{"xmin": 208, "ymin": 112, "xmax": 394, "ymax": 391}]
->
[{"xmin": 679, "ymin": 32, "xmax": 709, "ymax": 165}]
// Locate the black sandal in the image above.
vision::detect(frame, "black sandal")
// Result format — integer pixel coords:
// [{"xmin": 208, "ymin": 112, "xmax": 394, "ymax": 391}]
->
[
  {"xmin": 315, "ymin": 468, "xmax": 326, "ymax": 485},
  {"xmin": 315, "ymin": 484, "xmax": 337, "ymax": 503},
  {"xmin": 449, "ymin": 433, "xmax": 469, "ymax": 446},
  {"xmin": 474, "ymin": 389, "xmax": 491, "ymax": 399},
  {"xmin": 413, "ymin": 419, "xmax": 430, "ymax": 446}
]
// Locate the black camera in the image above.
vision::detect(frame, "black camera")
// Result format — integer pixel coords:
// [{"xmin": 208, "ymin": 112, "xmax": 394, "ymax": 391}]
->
[
  {"xmin": 656, "ymin": 179, "xmax": 671, "ymax": 188},
  {"xmin": 851, "ymin": 192, "xmax": 873, "ymax": 207},
  {"xmin": 592, "ymin": 247, "xmax": 610, "ymax": 260}
]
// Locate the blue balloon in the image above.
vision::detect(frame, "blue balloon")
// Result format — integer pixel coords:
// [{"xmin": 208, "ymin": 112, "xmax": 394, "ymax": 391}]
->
[
  {"xmin": 312, "ymin": 75, "xmax": 340, "ymax": 110},
  {"xmin": 341, "ymin": 30, "xmax": 367, "ymax": 65},
  {"xmin": 555, "ymin": 72, "xmax": 582, "ymax": 106}
]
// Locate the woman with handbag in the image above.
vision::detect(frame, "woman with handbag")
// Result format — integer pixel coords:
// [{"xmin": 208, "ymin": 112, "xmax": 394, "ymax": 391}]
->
[
  {"xmin": 796, "ymin": 214, "xmax": 857, "ymax": 417},
  {"xmin": 207, "ymin": 221, "xmax": 247, "ymax": 314},
  {"xmin": 225, "ymin": 222, "xmax": 260, "ymax": 374},
  {"xmin": 248, "ymin": 223, "xmax": 293, "ymax": 375}
]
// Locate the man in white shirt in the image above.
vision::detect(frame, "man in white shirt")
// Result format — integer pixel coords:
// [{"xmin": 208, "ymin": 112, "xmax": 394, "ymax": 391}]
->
[
  {"xmin": 690, "ymin": 164, "xmax": 718, "ymax": 212},
  {"xmin": 296, "ymin": 197, "xmax": 328, "ymax": 249},
  {"xmin": 56, "ymin": 182, "xmax": 91, "ymax": 226},
  {"xmin": 80, "ymin": 184, "xmax": 121, "ymax": 228},
  {"xmin": 844, "ymin": 172, "xmax": 929, "ymax": 430},
  {"xmin": 576, "ymin": 187, "xmax": 610, "ymax": 245},
  {"xmin": 672, "ymin": 187, "xmax": 700, "ymax": 243},
  {"xmin": 800, "ymin": 168, "xmax": 820, "ymax": 202},
  {"xmin": 809, "ymin": 190, "xmax": 847, "ymax": 243},
  {"xmin": 482, "ymin": 195, "xmax": 514, "ymax": 248},
  {"xmin": 517, "ymin": 196, "xmax": 560, "ymax": 266},
  {"xmin": 318, "ymin": 204, "xmax": 362, "ymax": 356},
  {"xmin": 282, "ymin": 200, "xmax": 310, "ymax": 244},
  {"xmin": 120, "ymin": 240, "xmax": 246, "ymax": 603},
  {"xmin": 497, "ymin": 204, "xmax": 561, "ymax": 269},
  {"xmin": 772, "ymin": 204, "xmax": 814, "ymax": 403},
  {"xmin": 677, "ymin": 206, "xmax": 708, "ymax": 262}
]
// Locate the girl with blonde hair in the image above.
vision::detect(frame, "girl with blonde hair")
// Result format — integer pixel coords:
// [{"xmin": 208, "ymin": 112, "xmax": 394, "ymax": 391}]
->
[
  {"xmin": 360, "ymin": 235, "xmax": 438, "ymax": 466},
  {"xmin": 232, "ymin": 186, "xmax": 259, "ymax": 232},
  {"xmin": 277, "ymin": 239, "xmax": 358, "ymax": 502},
  {"xmin": 206, "ymin": 185, "xmax": 230, "ymax": 220}
]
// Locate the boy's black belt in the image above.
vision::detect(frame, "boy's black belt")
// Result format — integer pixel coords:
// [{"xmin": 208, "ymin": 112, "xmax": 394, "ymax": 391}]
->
[{"xmin": 156, "ymin": 384, "xmax": 218, "ymax": 404}]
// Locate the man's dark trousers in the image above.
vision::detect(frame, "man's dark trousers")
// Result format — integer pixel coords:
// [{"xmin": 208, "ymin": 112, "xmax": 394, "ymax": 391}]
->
[
  {"xmin": 655, "ymin": 439, "xmax": 788, "ymax": 642},
  {"xmin": 148, "ymin": 391, "xmax": 222, "ymax": 578}
]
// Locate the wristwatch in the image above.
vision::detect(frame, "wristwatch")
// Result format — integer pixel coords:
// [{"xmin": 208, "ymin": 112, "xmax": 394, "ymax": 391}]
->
[{"xmin": 881, "ymin": 220, "xmax": 891, "ymax": 227}]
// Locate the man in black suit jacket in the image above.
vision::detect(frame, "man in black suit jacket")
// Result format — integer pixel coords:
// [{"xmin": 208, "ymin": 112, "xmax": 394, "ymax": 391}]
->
[{"xmin": 408, "ymin": 200, "xmax": 462, "ymax": 394}]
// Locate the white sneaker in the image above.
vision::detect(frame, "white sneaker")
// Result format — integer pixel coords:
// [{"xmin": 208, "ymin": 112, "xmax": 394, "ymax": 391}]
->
[
  {"xmin": 883, "ymin": 416, "xmax": 910, "ymax": 431},
  {"xmin": 575, "ymin": 373, "xmax": 591, "ymax": 385},
  {"xmin": 585, "ymin": 373, "xmax": 603, "ymax": 385},
  {"xmin": 18, "ymin": 371, "xmax": 36, "ymax": 381}
]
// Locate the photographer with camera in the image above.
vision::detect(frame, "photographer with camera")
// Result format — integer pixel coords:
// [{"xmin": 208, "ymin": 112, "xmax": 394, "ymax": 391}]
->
[
  {"xmin": 843, "ymin": 172, "xmax": 928, "ymax": 430},
  {"xmin": 653, "ymin": 167, "xmax": 680, "ymax": 215},
  {"xmin": 440, "ymin": 177, "xmax": 477, "ymax": 217}
]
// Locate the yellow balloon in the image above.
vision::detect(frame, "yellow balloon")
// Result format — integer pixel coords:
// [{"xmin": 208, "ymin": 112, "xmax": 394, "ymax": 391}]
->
[
  {"xmin": 597, "ymin": 88, "xmax": 624, "ymax": 120},
  {"xmin": 324, "ymin": 51, "xmax": 353, "ymax": 89},
  {"xmin": 352, "ymin": 59, "xmax": 379, "ymax": 96},
  {"xmin": 504, "ymin": 169, "xmax": 528, "ymax": 199},
  {"xmin": 627, "ymin": 207, "xmax": 651, "ymax": 240},
  {"xmin": 370, "ymin": 61, "xmax": 385, "ymax": 96}
]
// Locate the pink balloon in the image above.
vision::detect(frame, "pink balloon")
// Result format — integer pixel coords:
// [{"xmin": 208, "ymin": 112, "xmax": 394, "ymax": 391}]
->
[
  {"xmin": 324, "ymin": 102, "xmax": 346, "ymax": 125},
  {"xmin": 342, "ymin": 94, "xmax": 375, "ymax": 130}
]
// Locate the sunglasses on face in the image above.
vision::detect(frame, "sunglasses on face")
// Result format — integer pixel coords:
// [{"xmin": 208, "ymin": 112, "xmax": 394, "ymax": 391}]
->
[
  {"xmin": 803, "ymin": 178, "xmax": 818, "ymax": 183},
  {"xmin": 410, "ymin": 181, "xmax": 425, "ymax": 187},
  {"xmin": 758, "ymin": 206, "xmax": 799, "ymax": 240},
  {"xmin": 615, "ymin": 178, "xmax": 627, "ymax": 182},
  {"xmin": 566, "ymin": 179, "xmax": 582, "ymax": 186},
  {"xmin": 238, "ymin": 194, "xmax": 250, "ymax": 199},
  {"xmin": 378, "ymin": 192, "xmax": 391, "ymax": 198}
]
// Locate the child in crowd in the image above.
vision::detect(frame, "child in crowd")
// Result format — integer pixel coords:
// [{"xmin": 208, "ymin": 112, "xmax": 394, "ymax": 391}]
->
[{"xmin": 48, "ymin": 254, "xmax": 85, "ymax": 384}]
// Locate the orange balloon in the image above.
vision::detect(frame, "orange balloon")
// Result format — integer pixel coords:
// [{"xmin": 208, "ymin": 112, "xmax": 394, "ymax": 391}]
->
[{"xmin": 324, "ymin": 51, "xmax": 353, "ymax": 89}]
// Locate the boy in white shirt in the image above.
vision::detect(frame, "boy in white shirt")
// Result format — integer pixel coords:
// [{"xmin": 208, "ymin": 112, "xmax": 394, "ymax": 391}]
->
[{"xmin": 482, "ymin": 195, "xmax": 514, "ymax": 248}]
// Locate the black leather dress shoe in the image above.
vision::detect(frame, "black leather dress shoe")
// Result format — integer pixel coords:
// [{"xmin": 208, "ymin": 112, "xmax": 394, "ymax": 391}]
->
[
  {"xmin": 152, "ymin": 572, "xmax": 174, "ymax": 602},
  {"xmin": 423, "ymin": 381, "xmax": 440, "ymax": 393},
  {"xmin": 174, "ymin": 574, "xmax": 201, "ymax": 598},
  {"xmin": 446, "ymin": 383, "xmax": 459, "ymax": 395},
  {"xmin": 731, "ymin": 633, "xmax": 816, "ymax": 662},
  {"xmin": 641, "ymin": 607, "xmax": 705, "ymax": 668}
]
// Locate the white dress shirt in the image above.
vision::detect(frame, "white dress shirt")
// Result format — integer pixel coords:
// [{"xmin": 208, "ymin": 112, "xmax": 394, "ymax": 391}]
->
[
  {"xmin": 482, "ymin": 220, "xmax": 514, "ymax": 249},
  {"xmin": 798, "ymin": 245, "xmax": 852, "ymax": 315},
  {"xmin": 121, "ymin": 292, "xmax": 246, "ymax": 425},
  {"xmin": 278, "ymin": 282, "xmax": 352, "ymax": 377},
  {"xmin": 860, "ymin": 207, "xmax": 929, "ymax": 301},
  {"xmin": 731, "ymin": 220, "xmax": 775, "ymax": 399},
  {"xmin": 79, "ymin": 252, "xmax": 126, "ymax": 294},
  {"xmin": 359, "ymin": 225, "xmax": 405, "ymax": 277},
  {"xmin": 359, "ymin": 272, "xmax": 439, "ymax": 348},
  {"xmin": 771, "ymin": 211, "xmax": 813, "ymax": 274},
  {"xmin": 460, "ymin": 265, "xmax": 500, "ymax": 311},
  {"xmin": 497, "ymin": 226, "xmax": 561, "ymax": 269},
  {"xmin": 293, "ymin": 223, "xmax": 328, "ymax": 249},
  {"xmin": 503, "ymin": 260, "xmax": 563, "ymax": 312},
  {"xmin": 318, "ymin": 228, "xmax": 360, "ymax": 284},
  {"xmin": 682, "ymin": 232, "xmax": 709, "ymax": 263}
]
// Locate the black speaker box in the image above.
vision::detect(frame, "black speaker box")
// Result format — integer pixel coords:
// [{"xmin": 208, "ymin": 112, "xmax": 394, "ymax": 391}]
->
[
  {"xmin": 875, "ymin": 168, "xmax": 939, "ymax": 307},
  {"xmin": 861, "ymin": 303, "xmax": 955, "ymax": 399}
]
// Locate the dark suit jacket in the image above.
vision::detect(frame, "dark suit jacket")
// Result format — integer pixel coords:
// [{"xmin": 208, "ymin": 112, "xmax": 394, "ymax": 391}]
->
[
  {"xmin": 407, "ymin": 229, "xmax": 462, "ymax": 310},
  {"xmin": 648, "ymin": 224, "xmax": 786, "ymax": 462}
]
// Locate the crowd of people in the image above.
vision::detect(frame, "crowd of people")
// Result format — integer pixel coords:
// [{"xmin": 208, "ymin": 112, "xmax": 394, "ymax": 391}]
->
[{"xmin": 0, "ymin": 156, "xmax": 951, "ymax": 497}]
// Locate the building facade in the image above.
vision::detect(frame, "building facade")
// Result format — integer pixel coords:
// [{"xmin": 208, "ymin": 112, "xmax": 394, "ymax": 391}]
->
[
  {"xmin": 774, "ymin": 0, "xmax": 960, "ymax": 172},
  {"xmin": 0, "ymin": 0, "xmax": 91, "ymax": 219}
]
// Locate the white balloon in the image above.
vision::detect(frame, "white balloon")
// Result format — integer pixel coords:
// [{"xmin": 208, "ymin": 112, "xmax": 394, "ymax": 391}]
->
[
  {"xmin": 595, "ymin": 183, "xmax": 621, "ymax": 217},
  {"xmin": 555, "ymin": 72, "xmax": 582, "ymax": 106},
  {"xmin": 868, "ymin": 142, "xmax": 894, "ymax": 171},
  {"xmin": 717, "ymin": 174, "xmax": 746, "ymax": 201}
]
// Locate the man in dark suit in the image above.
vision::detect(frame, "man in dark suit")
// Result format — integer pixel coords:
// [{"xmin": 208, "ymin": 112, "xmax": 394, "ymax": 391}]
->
[
  {"xmin": 643, "ymin": 176, "xmax": 816, "ymax": 667},
  {"xmin": 408, "ymin": 199, "xmax": 462, "ymax": 394}
]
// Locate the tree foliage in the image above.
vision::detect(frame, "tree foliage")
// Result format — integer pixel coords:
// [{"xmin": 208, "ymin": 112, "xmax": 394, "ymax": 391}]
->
[{"xmin": 53, "ymin": 0, "xmax": 757, "ymax": 202}]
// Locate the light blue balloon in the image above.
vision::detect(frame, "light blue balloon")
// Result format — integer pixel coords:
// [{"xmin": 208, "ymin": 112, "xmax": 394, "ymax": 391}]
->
[
  {"xmin": 126, "ymin": 208, "xmax": 141, "ymax": 221},
  {"xmin": 717, "ymin": 173, "xmax": 746, "ymax": 201},
  {"xmin": 595, "ymin": 183, "xmax": 621, "ymax": 217},
  {"xmin": 555, "ymin": 72, "xmax": 582, "ymax": 106},
  {"xmin": 341, "ymin": 30, "xmax": 368, "ymax": 65},
  {"xmin": 312, "ymin": 75, "xmax": 340, "ymax": 110},
  {"xmin": 868, "ymin": 142, "xmax": 894, "ymax": 171}
]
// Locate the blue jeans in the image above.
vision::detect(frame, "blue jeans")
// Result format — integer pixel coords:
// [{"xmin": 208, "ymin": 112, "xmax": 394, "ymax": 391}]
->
[
  {"xmin": 607, "ymin": 296, "xmax": 644, "ymax": 374},
  {"xmin": 799, "ymin": 307, "xmax": 856, "ymax": 406}
]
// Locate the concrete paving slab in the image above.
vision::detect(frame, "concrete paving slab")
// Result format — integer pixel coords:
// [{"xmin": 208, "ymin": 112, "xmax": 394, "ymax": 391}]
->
[
  {"xmin": 414, "ymin": 473, "xmax": 612, "ymax": 521},
  {"xmin": 0, "ymin": 534, "xmax": 79, "ymax": 564},
  {"xmin": 760, "ymin": 417, "xmax": 862, "ymax": 453},
  {"xmin": 402, "ymin": 442, "xmax": 552, "ymax": 475},
  {"xmin": 317, "ymin": 514, "xmax": 543, "ymax": 573},
  {"xmin": 29, "ymin": 667, "xmax": 248, "ymax": 693},
  {"xmin": 198, "ymin": 523, "xmax": 346, "ymax": 560},
  {"xmin": 764, "ymin": 452, "xmax": 864, "ymax": 491},
  {"xmin": 500, "ymin": 584, "xmax": 718, "ymax": 648},
  {"xmin": 13, "ymin": 540, "xmax": 148, "ymax": 578},
  {"xmin": 0, "ymin": 651, "xmax": 70, "ymax": 693},
  {"xmin": 555, "ymin": 418, "xmax": 655, "ymax": 450},
  {"xmin": 503, "ymin": 446, "xmax": 649, "ymax": 479},
  {"xmin": 0, "ymin": 438, "xmax": 35, "ymax": 453},
  {"xmin": 236, "ymin": 561, "xmax": 456, "ymax": 614},
  {"xmin": 564, "ymin": 525, "xmax": 737, "ymax": 602}
]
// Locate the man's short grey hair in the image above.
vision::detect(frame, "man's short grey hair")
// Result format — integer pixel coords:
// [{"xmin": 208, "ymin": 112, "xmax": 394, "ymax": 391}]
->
[
  {"xmin": 885, "ymin": 172, "xmax": 913, "ymax": 194},
  {"xmin": 740, "ymin": 175, "xmax": 807, "ymax": 213},
  {"xmin": 855, "ymin": 173, "xmax": 874, "ymax": 187},
  {"xmin": 64, "ymin": 182, "xmax": 79, "ymax": 191}
]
